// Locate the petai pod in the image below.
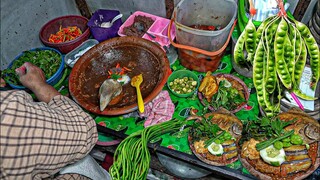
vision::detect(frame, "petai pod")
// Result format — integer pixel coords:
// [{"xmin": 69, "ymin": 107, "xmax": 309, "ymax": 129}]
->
[
  {"xmin": 295, "ymin": 20, "xmax": 320, "ymax": 90},
  {"xmin": 245, "ymin": 18, "xmax": 257, "ymax": 64},
  {"xmin": 264, "ymin": 17, "xmax": 280, "ymax": 93},
  {"xmin": 293, "ymin": 38, "xmax": 307, "ymax": 88},
  {"xmin": 253, "ymin": 39, "xmax": 275, "ymax": 117},
  {"xmin": 233, "ymin": 28, "xmax": 247, "ymax": 66},
  {"xmin": 283, "ymin": 34, "xmax": 295, "ymax": 77},
  {"xmin": 291, "ymin": 43, "xmax": 317, "ymax": 100},
  {"xmin": 293, "ymin": 88, "xmax": 318, "ymax": 100},
  {"xmin": 255, "ymin": 16, "xmax": 276, "ymax": 48},
  {"xmin": 274, "ymin": 17, "xmax": 292, "ymax": 89},
  {"xmin": 253, "ymin": 39, "xmax": 267, "ymax": 109}
]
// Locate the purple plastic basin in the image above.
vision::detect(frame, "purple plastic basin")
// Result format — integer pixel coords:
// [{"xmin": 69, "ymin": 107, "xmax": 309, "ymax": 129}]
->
[{"xmin": 88, "ymin": 9, "xmax": 122, "ymax": 42}]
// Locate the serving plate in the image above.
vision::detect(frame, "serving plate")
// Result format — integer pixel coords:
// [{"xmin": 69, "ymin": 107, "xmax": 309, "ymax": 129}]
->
[
  {"xmin": 239, "ymin": 108, "xmax": 320, "ymax": 180},
  {"xmin": 188, "ymin": 109, "xmax": 243, "ymax": 166},
  {"xmin": 198, "ymin": 73, "xmax": 249, "ymax": 113}
]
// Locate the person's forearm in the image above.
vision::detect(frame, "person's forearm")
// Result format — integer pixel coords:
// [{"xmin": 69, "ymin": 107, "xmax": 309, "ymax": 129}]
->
[{"xmin": 31, "ymin": 83, "xmax": 60, "ymax": 103}]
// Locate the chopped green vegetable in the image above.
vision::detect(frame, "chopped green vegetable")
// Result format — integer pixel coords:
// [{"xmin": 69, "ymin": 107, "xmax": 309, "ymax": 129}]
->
[
  {"xmin": 282, "ymin": 141, "xmax": 292, "ymax": 148},
  {"xmin": 1, "ymin": 49, "xmax": 61, "ymax": 86},
  {"xmin": 273, "ymin": 141, "xmax": 283, "ymax": 150},
  {"xmin": 290, "ymin": 134, "xmax": 303, "ymax": 145},
  {"xmin": 169, "ymin": 77, "xmax": 197, "ymax": 94}
]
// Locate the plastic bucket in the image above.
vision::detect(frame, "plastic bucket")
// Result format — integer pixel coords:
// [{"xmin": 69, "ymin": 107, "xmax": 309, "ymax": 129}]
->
[{"xmin": 168, "ymin": 0, "xmax": 237, "ymax": 72}]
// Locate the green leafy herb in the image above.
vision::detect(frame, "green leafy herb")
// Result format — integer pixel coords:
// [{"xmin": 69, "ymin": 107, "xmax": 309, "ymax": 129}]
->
[
  {"xmin": 110, "ymin": 73, "xmax": 122, "ymax": 80},
  {"xmin": 207, "ymin": 80, "xmax": 246, "ymax": 111},
  {"xmin": 271, "ymin": 118, "xmax": 296, "ymax": 137},
  {"xmin": 190, "ymin": 115, "xmax": 225, "ymax": 144},
  {"xmin": 260, "ymin": 117, "xmax": 270, "ymax": 126},
  {"xmin": 240, "ymin": 117, "xmax": 296, "ymax": 146},
  {"xmin": 1, "ymin": 49, "xmax": 61, "ymax": 86}
]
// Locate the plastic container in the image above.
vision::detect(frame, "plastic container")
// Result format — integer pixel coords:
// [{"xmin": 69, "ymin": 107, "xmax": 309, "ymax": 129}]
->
[
  {"xmin": 118, "ymin": 11, "xmax": 176, "ymax": 48},
  {"xmin": 167, "ymin": 70, "xmax": 199, "ymax": 97},
  {"xmin": 6, "ymin": 47, "xmax": 64, "ymax": 90},
  {"xmin": 88, "ymin": 9, "xmax": 122, "ymax": 42},
  {"xmin": 168, "ymin": 0, "xmax": 237, "ymax": 72},
  {"xmin": 39, "ymin": 15, "xmax": 90, "ymax": 54},
  {"xmin": 65, "ymin": 39, "xmax": 99, "ymax": 68}
]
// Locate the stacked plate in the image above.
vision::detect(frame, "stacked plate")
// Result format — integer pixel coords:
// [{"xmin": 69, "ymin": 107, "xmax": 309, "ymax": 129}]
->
[{"xmin": 308, "ymin": 1, "xmax": 320, "ymax": 46}]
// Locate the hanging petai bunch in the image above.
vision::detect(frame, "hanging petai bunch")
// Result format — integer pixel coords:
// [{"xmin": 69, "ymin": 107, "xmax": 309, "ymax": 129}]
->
[{"xmin": 234, "ymin": 0, "xmax": 320, "ymax": 117}]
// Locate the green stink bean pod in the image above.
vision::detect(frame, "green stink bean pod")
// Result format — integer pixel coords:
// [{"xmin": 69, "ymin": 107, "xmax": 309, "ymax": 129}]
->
[
  {"xmin": 253, "ymin": 39, "xmax": 268, "ymax": 110},
  {"xmin": 292, "ymin": 88, "xmax": 318, "ymax": 100},
  {"xmin": 245, "ymin": 18, "xmax": 257, "ymax": 63},
  {"xmin": 264, "ymin": 18, "xmax": 280, "ymax": 93},
  {"xmin": 295, "ymin": 20, "xmax": 320, "ymax": 90},
  {"xmin": 293, "ymin": 26, "xmax": 303, "ymax": 61},
  {"xmin": 293, "ymin": 42, "xmax": 307, "ymax": 88},
  {"xmin": 234, "ymin": 29, "xmax": 247, "ymax": 66},
  {"xmin": 287, "ymin": 23, "xmax": 300, "ymax": 84},
  {"xmin": 284, "ymin": 34, "xmax": 295, "ymax": 77},
  {"xmin": 253, "ymin": 39, "xmax": 275, "ymax": 117},
  {"xmin": 274, "ymin": 17, "xmax": 292, "ymax": 89},
  {"xmin": 255, "ymin": 16, "xmax": 277, "ymax": 48}
]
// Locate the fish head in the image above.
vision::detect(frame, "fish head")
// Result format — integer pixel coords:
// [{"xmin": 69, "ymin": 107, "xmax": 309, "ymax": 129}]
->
[{"xmin": 99, "ymin": 79, "xmax": 122, "ymax": 111}]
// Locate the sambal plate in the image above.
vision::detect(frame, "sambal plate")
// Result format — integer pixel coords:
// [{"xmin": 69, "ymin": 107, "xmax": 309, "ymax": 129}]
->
[
  {"xmin": 188, "ymin": 108, "xmax": 243, "ymax": 166},
  {"xmin": 239, "ymin": 108, "xmax": 320, "ymax": 180},
  {"xmin": 69, "ymin": 36, "xmax": 171, "ymax": 115}
]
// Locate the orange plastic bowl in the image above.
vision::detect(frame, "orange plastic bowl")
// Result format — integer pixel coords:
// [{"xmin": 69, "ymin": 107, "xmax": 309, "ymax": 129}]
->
[{"xmin": 39, "ymin": 15, "xmax": 90, "ymax": 54}]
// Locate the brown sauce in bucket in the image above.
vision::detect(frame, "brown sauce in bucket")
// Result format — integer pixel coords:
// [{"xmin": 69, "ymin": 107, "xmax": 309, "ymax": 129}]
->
[{"xmin": 78, "ymin": 46, "xmax": 162, "ymax": 108}]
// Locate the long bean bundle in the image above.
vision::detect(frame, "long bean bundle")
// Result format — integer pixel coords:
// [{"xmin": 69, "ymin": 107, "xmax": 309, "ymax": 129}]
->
[
  {"xmin": 109, "ymin": 119, "xmax": 186, "ymax": 180},
  {"xmin": 234, "ymin": 0, "xmax": 320, "ymax": 117}
]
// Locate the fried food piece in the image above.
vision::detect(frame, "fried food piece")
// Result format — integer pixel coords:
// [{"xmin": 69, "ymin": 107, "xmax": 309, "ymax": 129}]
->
[
  {"xmin": 194, "ymin": 140, "xmax": 209, "ymax": 154},
  {"xmin": 199, "ymin": 71, "xmax": 218, "ymax": 102},
  {"xmin": 241, "ymin": 138, "xmax": 260, "ymax": 160}
]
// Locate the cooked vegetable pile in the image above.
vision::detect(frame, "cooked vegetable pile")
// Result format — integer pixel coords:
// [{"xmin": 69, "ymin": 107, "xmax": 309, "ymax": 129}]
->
[
  {"xmin": 109, "ymin": 119, "xmax": 187, "ymax": 180},
  {"xmin": 209, "ymin": 80, "xmax": 246, "ymax": 111},
  {"xmin": 1, "ymin": 49, "xmax": 61, "ymax": 86},
  {"xmin": 199, "ymin": 72, "xmax": 246, "ymax": 112},
  {"xmin": 49, "ymin": 26, "xmax": 82, "ymax": 43},
  {"xmin": 233, "ymin": 0, "xmax": 320, "ymax": 117}
]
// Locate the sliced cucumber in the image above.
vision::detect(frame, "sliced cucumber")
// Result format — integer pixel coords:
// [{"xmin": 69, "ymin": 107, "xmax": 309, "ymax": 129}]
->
[
  {"xmin": 260, "ymin": 145, "xmax": 286, "ymax": 166},
  {"xmin": 208, "ymin": 142, "xmax": 224, "ymax": 156}
]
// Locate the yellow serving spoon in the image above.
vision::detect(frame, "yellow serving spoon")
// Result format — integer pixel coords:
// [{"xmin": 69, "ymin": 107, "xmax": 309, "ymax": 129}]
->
[{"xmin": 131, "ymin": 74, "xmax": 144, "ymax": 113}]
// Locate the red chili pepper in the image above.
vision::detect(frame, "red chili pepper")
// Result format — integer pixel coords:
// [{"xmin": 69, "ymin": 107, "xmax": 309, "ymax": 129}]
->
[
  {"xmin": 123, "ymin": 67, "xmax": 131, "ymax": 71},
  {"xmin": 207, "ymin": 26, "xmax": 216, "ymax": 31},
  {"xmin": 48, "ymin": 26, "xmax": 83, "ymax": 43}
]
